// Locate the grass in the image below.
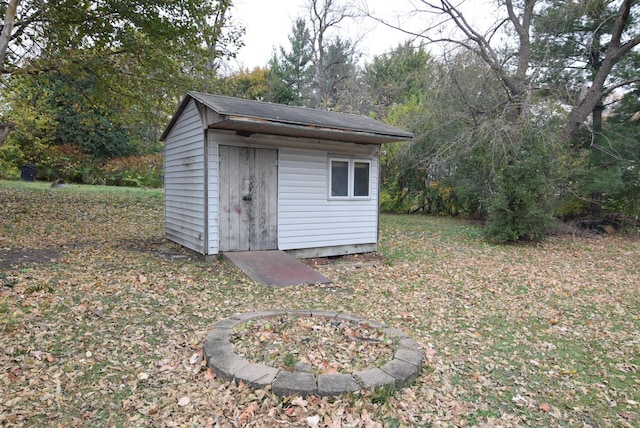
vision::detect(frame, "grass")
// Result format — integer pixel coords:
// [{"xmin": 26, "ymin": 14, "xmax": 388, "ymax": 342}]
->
[{"xmin": 1, "ymin": 180, "xmax": 639, "ymax": 427}]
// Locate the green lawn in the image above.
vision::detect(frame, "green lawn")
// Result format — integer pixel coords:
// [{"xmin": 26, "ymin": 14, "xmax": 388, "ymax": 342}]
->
[{"xmin": 1, "ymin": 180, "xmax": 638, "ymax": 427}]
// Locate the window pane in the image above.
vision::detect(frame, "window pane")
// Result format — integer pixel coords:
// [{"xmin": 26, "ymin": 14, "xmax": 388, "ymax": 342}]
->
[
  {"xmin": 353, "ymin": 162, "xmax": 370, "ymax": 197},
  {"xmin": 331, "ymin": 160, "xmax": 349, "ymax": 196}
]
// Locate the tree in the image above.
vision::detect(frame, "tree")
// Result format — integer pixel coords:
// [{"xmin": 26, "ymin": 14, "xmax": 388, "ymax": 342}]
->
[
  {"xmin": 5, "ymin": 57, "xmax": 135, "ymax": 179},
  {"xmin": 268, "ymin": 2, "xmax": 359, "ymax": 110},
  {"xmin": 0, "ymin": 0, "xmax": 19, "ymax": 71},
  {"xmin": 533, "ymin": 0, "xmax": 640, "ymax": 140},
  {"xmin": 374, "ymin": 0, "xmax": 640, "ymax": 140},
  {"xmin": 268, "ymin": 18, "xmax": 314, "ymax": 105},
  {"xmin": 386, "ymin": 50, "xmax": 514, "ymax": 216},
  {"xmin": 366, "ymin": 0, "xmax": 640, "ymax": 237},
  {"xmin": 306, "ymin": 0, "xmax": 358, "ymax": 109},
  {"xmin": 0, "ymin": 0, "xmax": 241, "ymax": 73},
  {"xmin": 320, "ymin": 36, "xmax": 358, "ymax": 108},
  {"xmin": 0, "ymin": 0, "xmax": 243, "ymax": 147},
  {"xmin": 216, "ymin": 67, "xmax": 271, "ymax": 101},
  {"xmin": 367, "ymin": 0, "xmax": 536, "ymax": 121},
  {"xmin": 532, "ymin": 0, "xmax": 640, "ymax": 216},
  {"xmin": 363, "ymin": 41, "xmax": 434, "ymax": 118}
]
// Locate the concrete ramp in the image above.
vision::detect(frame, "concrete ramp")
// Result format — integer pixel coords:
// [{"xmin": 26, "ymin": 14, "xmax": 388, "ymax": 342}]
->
[{"xmin": 223, "ymin": 250, "xmax": 331, "ymax": 286}]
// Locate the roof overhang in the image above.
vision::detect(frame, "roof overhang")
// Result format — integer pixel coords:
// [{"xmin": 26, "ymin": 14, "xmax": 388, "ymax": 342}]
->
[
  {"xmin": 207, "ymin": 115, "xmax": 410, "ymax": 145},
  {"xmin": 161, "ymin": 92, "xmax": 414, "ymax": 145}
]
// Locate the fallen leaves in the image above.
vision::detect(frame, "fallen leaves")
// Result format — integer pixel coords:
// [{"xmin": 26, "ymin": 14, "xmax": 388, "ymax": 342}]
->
[
  {"xmin": 204, "ymin": 368, "xmax": 216, "ymax": 381},
  {"xmin": 1, "ymin": 183, "xmax": 639, "ymax": 427},
  {"xmin": 231, "ymin": 315, "xmax": 396, "ymax": 375},
  {"xmin": 189, "ymin": 352, "xmax": 202, "ymax": 365}
]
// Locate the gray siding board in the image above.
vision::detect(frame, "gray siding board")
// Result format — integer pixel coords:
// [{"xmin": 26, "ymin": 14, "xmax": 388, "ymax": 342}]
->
[
  {"xmin": 164, "ymin": 99, "xmax": 206, "ymax": 254},
  {"xmin": 164, "ymin": 155, "xmax": 200, "ymax": 167},
  {"xmin": 278, "ymin": 146, "xmax": 380, "ymax": 251},
  {"xmin": 163, "ymin": 104, "xmax": 387, "ymax": 257},
  {"xmin": 164, "ymin": 176, "xmax": 205, "ymax": 186}
]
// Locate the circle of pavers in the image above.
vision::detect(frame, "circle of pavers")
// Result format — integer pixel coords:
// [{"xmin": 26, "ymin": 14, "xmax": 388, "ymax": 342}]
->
[{"xmin": 203, "ymin": 309, "xmax": 424, "ymax": 397}]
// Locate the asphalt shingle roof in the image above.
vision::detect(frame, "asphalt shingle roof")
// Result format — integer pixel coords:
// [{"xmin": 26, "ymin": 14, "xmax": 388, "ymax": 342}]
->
[{"xmin": 161, "ymin": 92, "xmax": 413, "ymax": 144}]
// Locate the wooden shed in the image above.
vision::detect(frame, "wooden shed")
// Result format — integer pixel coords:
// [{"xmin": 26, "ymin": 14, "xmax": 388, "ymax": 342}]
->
[{"xmin": 160, "ymin": 92, "xmax": 413, "ymax": 259}]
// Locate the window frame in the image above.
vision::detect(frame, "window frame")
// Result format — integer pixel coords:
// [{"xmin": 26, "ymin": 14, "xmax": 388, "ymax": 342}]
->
[{"xmin": 328, "ymin": 157, "xmax": 372, "ymax": 200}]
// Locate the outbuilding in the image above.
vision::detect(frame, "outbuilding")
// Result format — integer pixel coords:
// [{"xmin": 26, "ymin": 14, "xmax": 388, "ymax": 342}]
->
[{"xmin": 160, "ymin": 92, "xmax": 413, "ymax": 259}]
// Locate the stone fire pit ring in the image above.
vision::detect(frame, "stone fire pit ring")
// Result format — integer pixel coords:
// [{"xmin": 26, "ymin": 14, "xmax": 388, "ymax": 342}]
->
[{"xmin": 203, "ymin": 309, "xmax": 424, "ymax": 397}]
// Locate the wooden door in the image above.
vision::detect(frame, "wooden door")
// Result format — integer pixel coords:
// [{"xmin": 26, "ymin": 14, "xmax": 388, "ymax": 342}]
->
[{"xmin": 219, "ymin": 145, "xmax": 278, "ymax": 251}]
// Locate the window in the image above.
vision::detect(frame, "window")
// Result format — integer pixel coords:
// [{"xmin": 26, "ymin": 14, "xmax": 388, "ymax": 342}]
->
[
  {"xmin": 329, "ymin": 158, "xmax": 371, "ymax": 199},
  {"xmin": 331, "ymin": 160, "xmax": 349, "ymax": 197},
  {"xmin": 353, "ymin": 161, "xmax": 370, "ymax": 197}
]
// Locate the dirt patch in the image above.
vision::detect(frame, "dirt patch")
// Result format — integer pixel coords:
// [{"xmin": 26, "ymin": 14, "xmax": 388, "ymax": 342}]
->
[
  {"xmin": 0, "ymin": 240, "xmax": 190, "ymax": 271},
  {"xmin": 0, "ymin": 247, "xmax": 62, "ymax": 270}
]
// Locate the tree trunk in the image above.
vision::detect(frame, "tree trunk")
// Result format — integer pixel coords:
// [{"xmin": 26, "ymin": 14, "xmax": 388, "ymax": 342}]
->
[
  {"xmin": 564, "ymin": 0, "xmax": 640, "ymax": 140},
  {"xmin": 0, "ymin": 0, "xmax": 20, "ymax": 72},
  {"xmin": 0, "ymin": 123, "xmax": 15, "ymax": 147}
]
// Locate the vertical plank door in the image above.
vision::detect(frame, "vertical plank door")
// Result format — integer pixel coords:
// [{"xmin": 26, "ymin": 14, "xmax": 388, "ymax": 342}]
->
[{"xmin": 219, "ymin": 145, "xmax": 278, "ymax": 251}]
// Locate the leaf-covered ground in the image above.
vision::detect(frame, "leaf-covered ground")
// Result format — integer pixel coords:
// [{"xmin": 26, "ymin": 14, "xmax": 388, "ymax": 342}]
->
[
  {"xmin": 231, "ymin": 315, "xmax": 397, "ymax": 375},
  {"xmin": 1, "ymin": 181, "xmax": 639, "ymax": 427}
]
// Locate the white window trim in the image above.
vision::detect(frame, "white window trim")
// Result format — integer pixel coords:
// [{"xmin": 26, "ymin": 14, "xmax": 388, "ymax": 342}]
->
[{"xmin": 328, "ymin": 157, "xmax": 372, "ymax": 200}]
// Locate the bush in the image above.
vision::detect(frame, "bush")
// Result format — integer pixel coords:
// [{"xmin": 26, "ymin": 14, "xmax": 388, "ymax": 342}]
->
[
  {"xmin": 0, "ymin": 141, "xmax": 23, "ymax": 179},
  {"xmin": 484, "ymin": 178, "xmax": 555, "ymax": 243},
  {"xmin": 36, "ymin": 144, "xmax": 94, "ymax": 183},
  {"xmin": 483, "ymin": 132, "xmax": 558, "ymax": 243},
  {"xmin": 100, "ymin": 154, "xmax": 163, "ymax": 188},
  {"xmin": 0, "ymin": 159, "xmax": 20, "ymax": 179}
]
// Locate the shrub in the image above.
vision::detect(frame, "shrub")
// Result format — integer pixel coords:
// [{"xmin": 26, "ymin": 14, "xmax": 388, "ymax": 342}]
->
[
  {"xmin": 100, "ymin": 153, "xmax": 163, "ymax": 188},
  {"xmin": 36, "ymin": 144, "xmax": 94, "ymax": 183},
  {"xmin": 0, "ymin": 159, "xmax": 20, "ymax": 179},
  {"xmin": 484, "ymin": 177, "xmax": 555, "ymax": 243},
  {"xmin": 0, "ymin": 141, "xmax": 23, "ymax": 180},
  {"xmin": 483, "ymin": 131, "xmax": 558, "ymax": 243}
]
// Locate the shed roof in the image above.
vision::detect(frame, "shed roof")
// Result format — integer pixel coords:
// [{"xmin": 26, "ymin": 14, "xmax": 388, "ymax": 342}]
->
[{"xmin": 160, "ymin": 92, "xmax": 413, "ymax": 144}]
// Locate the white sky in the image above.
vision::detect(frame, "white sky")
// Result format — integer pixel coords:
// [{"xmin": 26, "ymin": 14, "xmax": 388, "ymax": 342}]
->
[{"xmin": 229, "ymin": 0, "xmax": 420, "ymax": 70}]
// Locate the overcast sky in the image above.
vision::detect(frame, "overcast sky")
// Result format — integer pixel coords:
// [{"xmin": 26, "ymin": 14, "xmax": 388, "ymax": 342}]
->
[{"xmin": 229, "ymin": 0, "xmax": 419, "ymax": 70}]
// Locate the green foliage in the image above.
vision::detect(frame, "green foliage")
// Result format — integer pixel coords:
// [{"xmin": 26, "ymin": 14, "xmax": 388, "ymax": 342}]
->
[
  {"xmin": 556, "ymin": 194, "xmax": 590, "ymax": 219},
  {"xmin": 567, "ymin": 124, "xmax": 640, "ymax": 219},
  {"xmin": 35, "ymin": 144, "xmax": 94, "ymax": 183},
  {"xmin": 380, "ymin": 51, "xmax": 505, "ymax": 219},
  {"xmin": 216, "ymin": 67, "xmax": 271, "ymax": 100},
  {"xmin": 484, "ymin": 163, "xmax": 555, "ymax": 242},
  {"xmin": 267, "ymin": 12, "xmax": 360, "ymax": 109},
  {"xmin": 317, "ymin": 36, "xmax": 358, "ymax": 109},
  {"xmin": 99, "ymin": 154, "xmax": 164, "ymax": 188},
  {"xmin": 0, "ymin": 160, "xmax": 19, "ymax": 180},
  {"xmin": 364, "ymin": 42, "xmax": 434, "ymax": 118},
  {"xmin": 0, "ymin": 138, "xmax": 163, "ymax": 188},
  {"xmin": 0, "ymin": 0, "xmax": 241, "ymax": 188},
  {"xmin": 0, "ymin": 140, "xmax": 23, "ymax": 179},
  {"xmin": 283, "ymin": 353, "xmax": 296, "ymax": 370},
  {"xmin": 483, "ymin": 127, "xmax": 562, "ymax": 243},
  {"xmin": 268, "ymin": 18, "xmax": 314, "ymax": 106},
  {"xmin": 2, "ymin": 0, "xmax": 241, "ymax": 74},
  {"xmin": 376, "ymin": 44, "xmax": 593, "ymax": 240},
  {"xmin": 24, "ymin": 67, "xmax": 131, "ymax": 158}
]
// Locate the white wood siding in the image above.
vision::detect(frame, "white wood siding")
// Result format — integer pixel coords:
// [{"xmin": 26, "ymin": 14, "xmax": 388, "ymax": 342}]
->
[
  {"xmin": 278, "ymin": 147, "xmax": 380, "ymax": 251},
  {"xmin": 164, "ymin": 100, "xmax": 206, "ymax": 254},
  {"xmin": 168, "ymin": 124, "xmax": 381, "ymax": 256}
]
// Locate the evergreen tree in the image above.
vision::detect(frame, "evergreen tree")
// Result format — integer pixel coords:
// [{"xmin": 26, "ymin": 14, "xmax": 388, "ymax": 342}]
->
[{"xmin": 268, "ymin": 18, "xmax": 314, "ymax": 106}]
